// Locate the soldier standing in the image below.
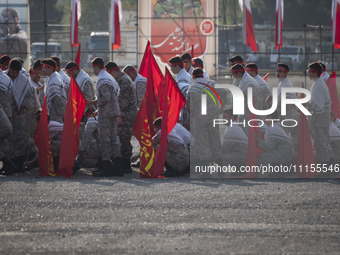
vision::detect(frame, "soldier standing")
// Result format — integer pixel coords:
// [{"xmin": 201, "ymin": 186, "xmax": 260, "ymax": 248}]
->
[
  {"xmin": 87, "ymin": 57, "xmax": 122, "ymax": 177},
  {"xmin": 106, "ymin": 61, "xmax": 138, "ymax": 173}
]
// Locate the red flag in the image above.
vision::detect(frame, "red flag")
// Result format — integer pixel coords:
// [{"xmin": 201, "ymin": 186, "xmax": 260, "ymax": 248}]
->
[
  {"xmin": 139, "ymin": 41, "xmax": 151, "ymax": 78},
  {"xmin": 296, "ymin": 110, "xmax": 317, "ymax": 178},
  {"xmin": 133, "ymin": 42, "xmax": 165, "ymax": 178},
  {"xmin": 326, "ymin": 72, "xmax": 340, "ymax": 118},
  {"xmin": 34, "ymin": 98, "xmax": 56, "ymax": 176},
  {"xmin": 58, "ymin": 77, "xmax": 86, "ymax": 178},
  {"xmin": 332, "ymin": 0, "xmax": 340, "ymax": 49},
  {"xmin": 70, "ymin": 0, "xmax": 81, "ymax": 48},
  {"xmin": 74, "ymin": 44, "xmax": 81, "ymax": 66},
  {"xmin": 275, "ymin": 0, "xmax": 284, "ymax": 50},
  {"xmin": 147, "ymin": 68, "xmax": 186, "ymax": 178},
  {"xmin": 263, "ymin": 72, "xmax": 270, "ymax": 82},
  {"xmin": 110, "ymin": 0, "xmax": 122, "ymax": 50},
  {"xmin": 240, "ymin": 0, "xmax": 257, "ymax": 52},
  {"xmin": 191, "ymin": 45, "xmax": 194, "ymax": 58}
]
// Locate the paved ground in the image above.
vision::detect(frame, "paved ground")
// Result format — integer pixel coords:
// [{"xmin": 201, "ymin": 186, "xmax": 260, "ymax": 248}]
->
[{"xmin": 0, "ymin": 167, "xmax": 339, "ymax": 255}]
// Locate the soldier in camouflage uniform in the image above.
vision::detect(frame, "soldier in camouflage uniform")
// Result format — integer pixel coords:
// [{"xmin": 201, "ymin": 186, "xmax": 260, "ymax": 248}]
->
[
  {"xmin": 8, "ymin": 59, "xmax": 36, "ymax": 172},
  {"xmin": 87, "ymin": 57, "xmax": 122, "ymax": 177},
  {"xmin": 30, "ymin": 60, "xmax": 45, "ymax": 106},
  {"xmin": 42, "ymin": 58, "xmax": 67, "ymax": 123},
  {"xmin": 51, "ymin": 56, "xmax": 70, "ymax": 97},
  {"xmin": 78, "ymin": 108, "xmax": 100, "ymax": 168},
  {"xmin": 0, "ymin": 68, "xmax": 16, "ymax": 175},
  {"xmin": 106, "ymin": 61, "xmax": 138, "ymax": 173},
  {"xmin": 187, "ymin": 68, "xmax": 224, "ymax": 167},
  {"xmin": 122, "ymin": 65, "xmax": 146, "ymax": 109}
]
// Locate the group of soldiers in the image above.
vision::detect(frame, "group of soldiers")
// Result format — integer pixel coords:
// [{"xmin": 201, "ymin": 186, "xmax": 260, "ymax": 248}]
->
[{"xmin": 0, "ymin": 50, "xmax": 339, "ymax": 178}]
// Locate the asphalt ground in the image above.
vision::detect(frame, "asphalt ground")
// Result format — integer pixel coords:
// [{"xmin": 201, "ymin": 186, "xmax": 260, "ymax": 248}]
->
[{"xmin": 0, "ymin": 167, "xmax": 339, "ymax": 255}]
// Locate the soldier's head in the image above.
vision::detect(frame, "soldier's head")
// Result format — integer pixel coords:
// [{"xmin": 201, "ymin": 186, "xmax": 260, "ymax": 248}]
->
[
  {"xmin": 29, "ymin": 67, "xmax": 40, "ymax": 83},
  {"xmin": 122, "ymin": 65, "xmax": 138, "ymax": 81},
  {"xmin": 192, "ymin": 68, "xmax": 204, "ymax": 80},
  {"xmin": 192, "ymin": 57, "xmax": 204, "ymax": 69},
  {"xmin": 228, "ymin": 55, "xmax": 244, "ymax": 67},
  {"xmin": 91, "ymin": 57, "xmax": 104, "ymax": 76},
  {"xmin": 8, "ymin": 59, "xmax": 22, "ymax": 80},
  {"xmin": 319, "ymin": 62, "xmax": 327, "ymax": 73},
  {"xmin": 276, "ymin": 63, "xmax": 289, "ymax": 80},
  {"xmin": 169, "ymin": 56, "xmax": 183, "ymax": 74},
  {"xmin": 51, "ymin": 56, "xmax": 61, "ymax": 71},
  {"xmin": 245, "ymin": 63, "xmax": 258, "ymax": 78},
  {"xmin": 0, "ymin": 55, "xmax": 11, "ymax": 70},
  {"xmin": 105, "ymin": 61, "xmax": 120, "ymax": 79},
  {"xmin": 181, "ymin": 53, "xmax": 192, "ymax": 72},
  {"xmin": 307, "ymin": 62, "xmax": 323, "ymax": 80},
  {"xmin": 153, "ymin": 117, "xmax": 162, "ymax": 133},
  {"xmin": 41, "ymin": 58, "xmax": 57, "ymax": 76},
  {"xmin": 231, "ymin": 63, "xmax": 245, "ymax": 81},
  {"xmin": 32, "ymin": 59, "xmax": 43, "ymax": 74},
  {"xmin": 65, "ymin": 61, "xmax": 80, "ymax": 78}
]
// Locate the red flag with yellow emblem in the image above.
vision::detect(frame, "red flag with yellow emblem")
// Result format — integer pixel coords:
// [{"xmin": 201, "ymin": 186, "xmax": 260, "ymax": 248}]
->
[{"xmin": 58, "ymin": 77, "xmax": 86, "ymax": 178}]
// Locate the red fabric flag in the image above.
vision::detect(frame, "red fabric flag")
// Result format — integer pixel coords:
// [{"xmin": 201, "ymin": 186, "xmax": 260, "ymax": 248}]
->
[
  {"xmin": 139, "ymin": 41, "xmax": 151, "ymax": 78},
  {"xmin": 191, "ymin": 45, "xmax": 194, "ymax": 58},
  {"xmin": 147, "ymin": 68, "xmax": 186, "ymax": 178},
  {"xmin": 74, "ymin": 44, "xmax": 81, "ymax": 66},
  {"xmin": 58, "ymin": 77, "xmax": 86, "ymax": 178},
  {"xmin": 70, "ymin": 0, "xmax": 81, "ymax": 48},
  {"xmin": 240, "ymin": 0, "xmax": 258, "ymax": 52},
  {"xmin": 275, "ymin": 0, "xmax": 284, "ymax": 50},
  {"xmin": 263, "ymin": 72, "xmax": 270, "ymax": 82},
  {"xmin": 332, "ymin": 0, "xmax": 340, "ymax": 49},
  {"xmin": 134, "ymin": 42, "xmax": 164, "ymax": 177},
  {"xmin": 110, "ymin": 0, "xmax": 122, "ymax": 50},
  {"xmin": 296, "ymin": 110, "xmax": 317, "ymax": 178},
  {"xmin": 34, "ymin": 98, "xmax": 56, "ymax": 176},
  {"xmin": 326, "ymin": 72, "xmax": 340, "ymax": 118}
]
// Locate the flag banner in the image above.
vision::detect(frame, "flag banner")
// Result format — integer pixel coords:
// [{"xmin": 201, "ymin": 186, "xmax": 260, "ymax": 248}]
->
[
  {"xmin": 58, "ymin": 77, "xmax": 86, "ymax": 178},
  {"xmin": 147, "ymin": 68, "xmax": 186, "ymax": 178},
  {"xmin": 70, "ymin": 0, "xmax": 81, "ymax": 48},
  {"xmin": 240, "ymin": 0, "xmax": 258, "ymax": 52},
  {"xmin": 326, "ymin": 72, "xmax": 340, "ymax": 119},
  {"xmin": 34, "ymin": 98, "xmax": 56, "ymax": 176},
  {"xmin": 332, "ymin": 0, "xmax": 340, "ymax": 49},
  {"xmin": 296, "ymin": 110, "xmax": 317, "ymax": 178},
  {"xmin": 110, "ymin": 0, "xmax": 122, "ymax": 50},
  {"xmin": 74, "ymin": 44, "xmax": 81, "ymax": 66},
  {"xmin": 134, "ymin": 42, "xmax": 164, "ymax": 177},
  {"xmin": 275, "ymin": 0, "xmax": 284, "ymax": 50}
]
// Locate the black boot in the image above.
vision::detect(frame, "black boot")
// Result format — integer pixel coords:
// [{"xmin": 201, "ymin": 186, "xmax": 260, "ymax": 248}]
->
[
  {"xmin": 53, "ymin": 156, "xmax": 59, "ymax": 172},
  {"xmin": 14, "ymin": 155, "xmax": 25, "ymax": 173},
  {"xmin": 112, "ymin": 157, "xmax": 125, "ymax": 176},
  {"xmin": 123, "ymin": 158, "xmax": 133, "ymax": 174},
  {"xmin": 73, "ymin": 159, "xmax": 81, "ymax": 175},
  {"xmin": 92, "ymin": 160, "xmax": 115, "ymax": 177},
  {"xmin": 1, "ymin": 156, "xmax": 17, "ymax": 175}
]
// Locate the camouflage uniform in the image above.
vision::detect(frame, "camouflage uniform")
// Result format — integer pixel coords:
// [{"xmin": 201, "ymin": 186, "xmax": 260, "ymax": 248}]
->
[
  {"xmin": 152, "ymin": 129, "xmax": 189, "ymax": 173},
  {"xmin": 187, "ymin": 77, "xmax": 223, "ymax": 163},
  {"xmin": 10, "ymin": 72, "xmax": 32, "ymax": 158},
  {"xmin": 48, "ymin": 121, "xmax": 63, "ymax": 158},
  {"xmin": 134, "ymin": 74, "xmax": 147, "ymax": 108},
  {"xmin": 25, "ymin": 84, "xmax": 40, "ymax": 154},
  {"xmin": 0, "ymin": 70, "xmax": 12, "ymax": 159},
  {"xmin": 116, "ymin": 72, "xmax": 138, "ymax": 160},
  {"xmin": 30, "ymin": 79, "xmax": 44, "ymax": 107},
  {"xmin": 58, "ymin": 69, "xmax": 70, "ymax": 98},
  {"xmin": 96, "ymin": 69, "xmax": 121, "ymax": 161},
  {"xmin": 238, "ymin": 72, "xmax": 261, "ymax": 137},
  {"xmin": 78, "ymin": 117, "xmax": 100, "ymax": 167},
  {"xmin": 45, "ymin": 72, "xmax": 67, "ymax": 123}
]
